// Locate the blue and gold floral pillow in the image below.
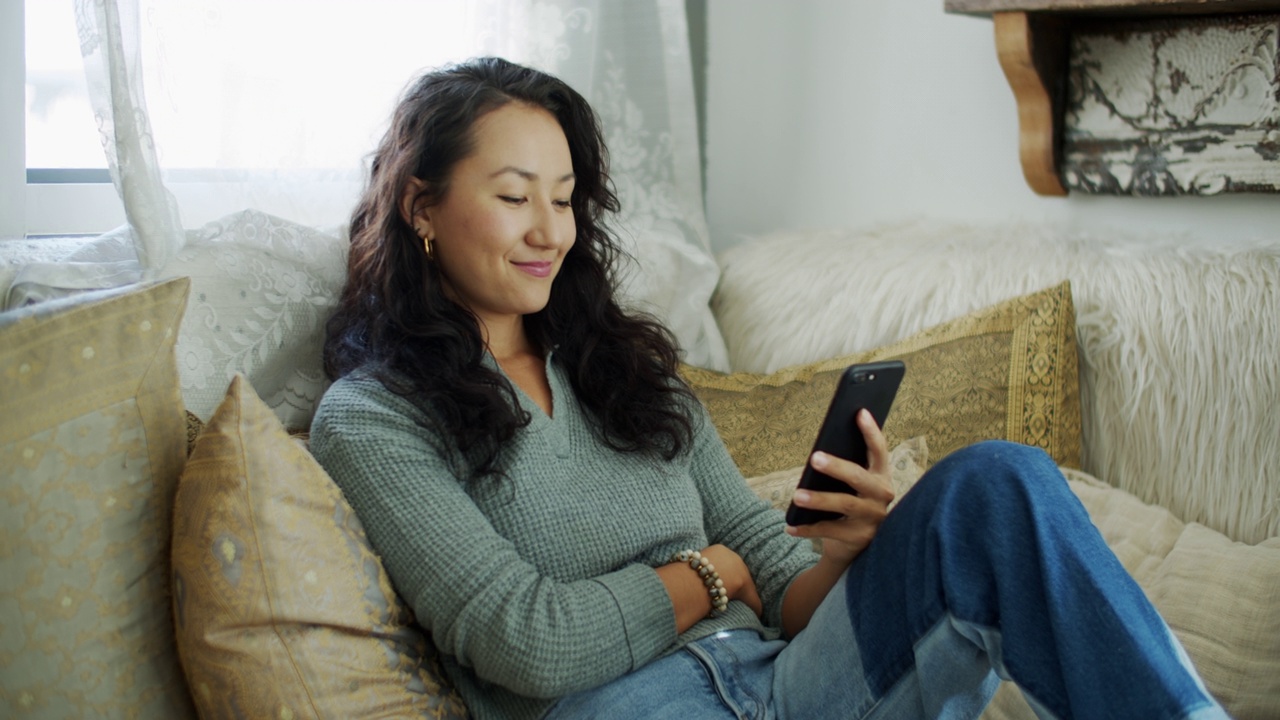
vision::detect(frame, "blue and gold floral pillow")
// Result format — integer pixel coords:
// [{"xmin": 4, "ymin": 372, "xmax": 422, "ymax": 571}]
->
[{"xmin": 0, "ymin": 278, "xmax": 196, "ymax": 717}]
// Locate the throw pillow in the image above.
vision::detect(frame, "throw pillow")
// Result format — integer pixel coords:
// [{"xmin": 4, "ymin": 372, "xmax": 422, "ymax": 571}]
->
[
  {"xmin": 171, "ymin": 374, "xmax": 468, "ymax": 719},
  {"xmin": 1064, "ymin": 468, "xmax": 1280, "ymax": 720},
  {"xmin": 715, "ymin": 220, "xmax": 1280, "ymax": 544},
  {"xmin": 984, "ymin": 470, "xmax": 1280, "ymax": 720},
  {"xmin": 683, "ymin": 282, "xmax": 1080, "ymax": 478},
  {"xmin": 165, "ymin": 209, "xmax": 347, "ymax": 431},
  {"xmin": 0, "ymin": 278, "xmax": 196, "ymax": 718}
]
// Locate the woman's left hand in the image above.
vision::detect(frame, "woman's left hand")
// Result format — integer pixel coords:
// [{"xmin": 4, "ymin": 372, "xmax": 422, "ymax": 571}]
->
[{"xmin": 785, "ymin": 409, "xmax": 895, "ymax": 568}]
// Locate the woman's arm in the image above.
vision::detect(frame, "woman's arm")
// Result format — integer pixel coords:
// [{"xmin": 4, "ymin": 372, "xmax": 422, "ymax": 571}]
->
[
  {"xmin": 780, "ymin": 410, "xmax": 896, "ymax": 636},
  {"xmin": 684, "ymin": 404, "xmax": 821, "ymax": 629}
]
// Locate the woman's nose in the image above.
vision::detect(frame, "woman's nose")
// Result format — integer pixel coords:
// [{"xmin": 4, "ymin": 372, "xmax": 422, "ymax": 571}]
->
[{"xmin": 527, "ymin": 202, "xmax": 573, "ymax": 249}]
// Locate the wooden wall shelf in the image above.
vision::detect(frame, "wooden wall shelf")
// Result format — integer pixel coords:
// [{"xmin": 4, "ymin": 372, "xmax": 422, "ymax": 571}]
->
[
  {"xmin": 948, "ymin": 0, "xmax": 1280, "ymax": 17},
  {"xmin": 946, "ymin": 0, "xmax": 1280, "ymax": 195}
]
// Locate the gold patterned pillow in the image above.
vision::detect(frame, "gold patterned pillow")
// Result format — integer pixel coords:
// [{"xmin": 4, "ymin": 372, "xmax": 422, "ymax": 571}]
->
[
  {"xmin": 171, "ymin": 374, "xmax": 468, "ymax": 719},
  {"xmin": 683, "ymin": 282, "xmax": 1080, "ymax": 478},
  {"xmin": 0, "ymin": 278, "xmax": 196, "ymax": 718}
]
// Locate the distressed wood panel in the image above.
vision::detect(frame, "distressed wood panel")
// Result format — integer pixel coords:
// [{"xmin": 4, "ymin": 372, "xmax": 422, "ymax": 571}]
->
[{"xmin": 1061, "ymin": 13, "xmax": 1280, "ymax": 194}]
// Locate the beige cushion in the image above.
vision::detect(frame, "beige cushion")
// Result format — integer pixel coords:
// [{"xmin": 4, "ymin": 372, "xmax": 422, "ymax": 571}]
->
[
  {"xmin": 982, "ymin": 472, "xmax": 1280, "ymax": 720},
  {"xmin": 171, "ymin": 374, "xmax": 467, "ymax": 719},
  {"xmin": 684, "ymin": 282, "xmax": 1081, "ymax": 478},
  {"xmin": 0, "ymin": 278, "xmax": 196, "ymax": 718},
  {"xmin": 1065, "ymin": 469, "xmax": 1280, "ymax": 720}
]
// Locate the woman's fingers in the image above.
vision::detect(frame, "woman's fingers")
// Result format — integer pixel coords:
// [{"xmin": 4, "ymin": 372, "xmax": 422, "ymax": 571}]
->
[
  {"xmin": 783, "ymin": 488, "xmax": 886, "ymax": 559},
  {"xmin": 807, "ymin": 455, "xmax": 893, "ymax": 505},
  {"xmin": 788, "ymin": 486, "xmax": 886, "ymax": 525},
  {"xmin": 784, "ymin": 510, "xmax": 882, "ymax": 546},
  {"xmin": 785, "ymin": 478, "xmax": 891, "ymax": 560},
  {"xmin": 857, "ymin": 408, "xmax": 892, "ymax": 476},
  {"xmin": 785, "ymin": 409, "xmax": 895, "ymax": 546}
]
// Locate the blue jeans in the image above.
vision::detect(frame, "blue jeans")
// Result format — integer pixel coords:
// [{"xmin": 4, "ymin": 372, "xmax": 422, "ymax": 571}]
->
[{"xmin": 547, "ymin": 441, "xmax": 1227, "ymax": 720}]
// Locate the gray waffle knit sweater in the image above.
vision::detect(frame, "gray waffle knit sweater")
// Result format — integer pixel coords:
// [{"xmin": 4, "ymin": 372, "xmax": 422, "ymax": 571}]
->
[{"xmin": 308, "ymin": 356, "xmax": 819, "ymax": 720}]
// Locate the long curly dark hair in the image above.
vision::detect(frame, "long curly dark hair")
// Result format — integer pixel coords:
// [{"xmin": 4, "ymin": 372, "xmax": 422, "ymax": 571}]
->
[{"xmin": 324, "ymin": 57, "xmax": 696, "ymax": 481}]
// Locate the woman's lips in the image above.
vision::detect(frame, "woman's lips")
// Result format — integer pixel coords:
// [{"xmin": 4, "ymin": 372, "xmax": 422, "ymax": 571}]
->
[{"xmin": 514, "ymin": 261, "xmax": 553, "ymax": 278}]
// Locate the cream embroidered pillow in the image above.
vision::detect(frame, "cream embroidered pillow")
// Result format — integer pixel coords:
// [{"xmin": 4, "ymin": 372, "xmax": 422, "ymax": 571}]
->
[
  {"xmin": 0, "ymin": 278, "xmax": 195, "ymax": 718},
  {"xmin": 171, "ymin": 375, "xmax": 467, "ymax": 719},
  {"xmin": 165, "ymin": 209, "xmax": 347, "ymax": 431}
]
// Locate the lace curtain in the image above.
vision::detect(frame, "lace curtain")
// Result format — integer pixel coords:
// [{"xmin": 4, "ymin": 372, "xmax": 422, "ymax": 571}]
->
[
  {"xmin": 12, "ymin": 0, "xmax": 727, "ymax": 376},
  {"xmin": 475, "ymin": 0, "xmax": 727, "ymax": 371}
]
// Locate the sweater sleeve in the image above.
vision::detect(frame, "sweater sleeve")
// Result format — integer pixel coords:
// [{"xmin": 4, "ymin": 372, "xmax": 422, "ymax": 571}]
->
[
  {"xmin": 685, "ymin": 403, "xmax": 820, "ymax": 630},
  {"xmin": 309, "ymin": 376, "xmax": 676, "ymax": 699}
]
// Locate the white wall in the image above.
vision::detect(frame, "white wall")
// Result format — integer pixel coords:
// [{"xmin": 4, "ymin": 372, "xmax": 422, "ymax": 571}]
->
[{"xmin": 704, "ymin": 0, "xmax": 1280, "ymax": 254}]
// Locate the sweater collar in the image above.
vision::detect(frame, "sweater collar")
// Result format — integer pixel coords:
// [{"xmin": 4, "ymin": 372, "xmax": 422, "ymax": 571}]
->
[{"xmin": 482, "ymin": 348, "xmax": 563, "ymax": 427}]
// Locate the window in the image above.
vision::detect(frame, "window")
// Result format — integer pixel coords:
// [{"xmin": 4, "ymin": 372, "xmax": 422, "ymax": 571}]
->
[
  {"xmin": 7, "ymin": 0, "xmax": 483, "ymax": 239},
  {"xmin": 9, "ymin": 1, "xmax": 116, "ymax": 238},
  {"xmin": 25, "ymin": 1, "xmax": 106, "ymax": 176}
]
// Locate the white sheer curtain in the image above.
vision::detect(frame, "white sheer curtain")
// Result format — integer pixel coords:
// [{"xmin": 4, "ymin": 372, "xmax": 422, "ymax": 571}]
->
[
  {"xmin": 75, "ymin": 0, "xmax": 184, "ymax": 275},
  {"xmin": 11, "ymin": 0, "xmax": 727, "ymax": 373},
  {"xmin": 9, "ymin": 0, "xmax": 727, "ymax": 426},
  {"xmin": 477, "ymin": 0, "xmax": 727, "ymax": 371}
]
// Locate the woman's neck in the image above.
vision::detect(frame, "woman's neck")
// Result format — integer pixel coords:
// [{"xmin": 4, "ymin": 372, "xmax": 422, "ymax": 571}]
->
[
  {"xmin": 480, "ymin": 314, "xmax": 539, "ymax": 364},
  {"xmin": 482, "ymin": 315, "xmax": 554, "ymax": 417}
]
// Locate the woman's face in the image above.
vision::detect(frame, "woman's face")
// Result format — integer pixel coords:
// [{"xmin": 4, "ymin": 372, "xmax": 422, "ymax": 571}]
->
[{"xmin": 410, "ymin": 102, "xmax": 577, "ymax": 334}]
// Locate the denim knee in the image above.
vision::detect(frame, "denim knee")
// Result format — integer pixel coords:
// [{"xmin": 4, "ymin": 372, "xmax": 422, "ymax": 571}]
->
[
  {"xmin": 937, "ymin": 439, "xmax": 1056, "ymax": 475},
  {"xmin": 906, "ymin": 439, "xmax": 1076, "ymax": 539},
  {"xmin": 929, "ymin": 440, "xmax": 1062, "ymax": 496}
]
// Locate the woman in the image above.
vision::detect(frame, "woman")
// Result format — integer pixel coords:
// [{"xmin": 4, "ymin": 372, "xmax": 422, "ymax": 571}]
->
[{"xmin": 311, "ymin": 57, "xmax": 1225, "ymax": 720}]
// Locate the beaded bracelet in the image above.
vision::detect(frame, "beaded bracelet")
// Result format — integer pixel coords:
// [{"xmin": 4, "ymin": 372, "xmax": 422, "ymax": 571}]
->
[{"xmin": 671, "ymin": 549, "xmax": 730, "ymax": 617}]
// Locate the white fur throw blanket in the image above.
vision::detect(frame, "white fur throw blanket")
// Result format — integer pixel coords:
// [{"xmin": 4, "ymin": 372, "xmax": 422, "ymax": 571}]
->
[{"xmin": 713, "ymin": 220, "xmax": 1280, "ymax": 544}]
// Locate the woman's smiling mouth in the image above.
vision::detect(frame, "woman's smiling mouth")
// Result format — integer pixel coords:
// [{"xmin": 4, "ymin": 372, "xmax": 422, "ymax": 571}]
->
[{"xmin": 514, "ymin": 261, "xmax": 553, "ymax": 278}]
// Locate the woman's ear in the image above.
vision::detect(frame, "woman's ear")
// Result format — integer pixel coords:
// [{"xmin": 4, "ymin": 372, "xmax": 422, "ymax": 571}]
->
[{"xmin": 400, "ymin": 177, "xmax": 431, "ymax": 238}]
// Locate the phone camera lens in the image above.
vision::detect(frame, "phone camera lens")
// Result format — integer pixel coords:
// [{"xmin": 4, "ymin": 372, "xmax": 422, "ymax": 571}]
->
[{"xmin": 852, "ymin": 372, "xmax": 867, "ymax": 382}]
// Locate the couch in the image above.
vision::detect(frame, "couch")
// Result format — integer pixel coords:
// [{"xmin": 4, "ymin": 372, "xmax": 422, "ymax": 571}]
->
[{"xmin": 2, "ymin": 215, "xmax": 1277, "ymax": 719}]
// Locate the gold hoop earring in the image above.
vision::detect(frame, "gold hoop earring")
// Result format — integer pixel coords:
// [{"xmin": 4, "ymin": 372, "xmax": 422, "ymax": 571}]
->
[{"xmin": 412, "ymin": 221, "xmax": 434, "ymax": 262}]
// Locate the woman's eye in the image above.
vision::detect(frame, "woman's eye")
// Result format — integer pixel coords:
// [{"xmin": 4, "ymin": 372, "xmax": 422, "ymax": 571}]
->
[
  {"xmin": 499, "ymin": 195, "xmax": 526, "ymax": 205},
  {"xmin": 554, "ymin": 199, "xmax": 572, "ymax": 209}
]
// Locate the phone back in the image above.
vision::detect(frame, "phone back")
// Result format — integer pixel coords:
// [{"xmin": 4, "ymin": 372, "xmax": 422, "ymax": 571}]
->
[{"xmin": 785, "ymin": 360, "xmax": 905, "ymax": 526}]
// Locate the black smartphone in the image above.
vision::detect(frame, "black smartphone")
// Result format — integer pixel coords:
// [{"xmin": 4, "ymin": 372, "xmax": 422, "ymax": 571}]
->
[{"xmin": 785, "ymin": 360, "xmax": 905, "ymax": 526}]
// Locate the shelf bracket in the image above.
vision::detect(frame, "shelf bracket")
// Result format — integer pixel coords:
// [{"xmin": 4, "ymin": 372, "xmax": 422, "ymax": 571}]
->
[{"xmin": 994, "ymin": 11, "xmax": 1069, "ymax": 196}]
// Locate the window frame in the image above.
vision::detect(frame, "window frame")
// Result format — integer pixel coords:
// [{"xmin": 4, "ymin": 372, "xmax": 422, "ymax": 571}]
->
[
  {"xmin": 3, "ymin": 1, "xmax": 127, "ymax": 240},
  {"xmin": 2, "ymin": 0, "xmax": 27, "ymax": 240}
]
